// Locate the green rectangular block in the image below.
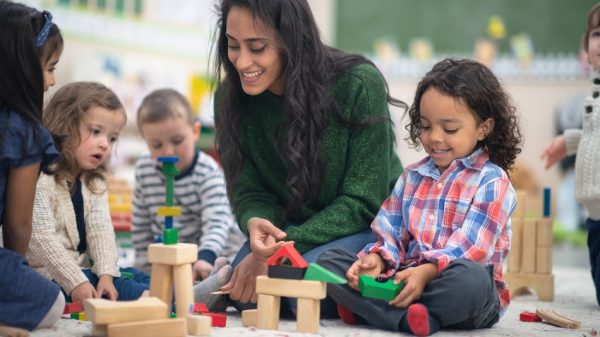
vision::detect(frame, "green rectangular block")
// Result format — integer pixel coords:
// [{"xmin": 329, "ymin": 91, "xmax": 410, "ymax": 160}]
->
[{"xmin": 358, "ymin": 275, "xmax": 404, "ymax": 301}]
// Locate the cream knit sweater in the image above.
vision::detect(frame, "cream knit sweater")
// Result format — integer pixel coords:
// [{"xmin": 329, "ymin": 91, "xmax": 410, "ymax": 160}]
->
[
  {"xmin": 565, "ymin": 74, "xmax": 600, "ymax": 220},
  {"xmin": 26, "ymin": 173, "xmax": 120, "ymax": 294}
]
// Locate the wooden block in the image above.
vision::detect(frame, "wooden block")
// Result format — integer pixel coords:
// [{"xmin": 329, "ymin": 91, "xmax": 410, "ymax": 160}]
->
[
  {"xmin": 64, "ymin": 301, "xmax": 83, "ymax": 314},
  {"xmin": 147, "ymin": 243, "xmax": 197, "ymax": 265},
  {"xmin": 537, "ymin": 218, "xmax": 553, "ymax": 247},
  {"xmin": 107, "ymin": 318, "xmax": 186, "ymax": 337},
  {"xmin": 256, "ymin": 294, "xmax": 281, "ymax": 330},
  {"xmin": 84, "ymin": 297, "xmax": 168, "ymax": 325},
  {"xmin": 202, "ymin": 312, "xmax": 227, "ymax": 327},
  {"xmin": 296, "ymin": 298, "xmax": 320, "ymax": 333},
  {"xmin": 304, "ymin": 263, "xmax": 347, "ymax": 284},
  {"xmin": 266, "ymin": 243, "xmax": 308, "ymax": 268},
  {"xmin": 255, "ymin": 275, "xmax": 326, "ymax": 300},
  {"xmin": 187, "ymin": 314, "xmax": 211, "ymax": 336},
  {"xmin": 505, "ymin": 272, "xmax": 554, "ymax": 301},
  {"xmin": 521, "ymin": 219, "xmax": 537, "ymax": 273},
  {"xmin": 358, "ymin": 275, "xmax": 404, "ymax": 301},
  {"xmin": 149, "ymin": 263, "xmax": 173, "ymax": 306},
  {"xmin": 536, "ymin": 309, "xmax": 581, "ymax": 329},
  {"xmin": 536, "ymin": 246, "xmax": 552, "ymax": 274},
  {"xmin": 513, "ymin": 190, "xmax": 527, "ymax": 220},
  {"xmin": 91, "ymin": 324, "xmax": 107, "ymax": 336},
  {"xmin": 507, "ymin": 218, "xmax": 523, "ymax": 273},
  {"xmin": 157, "ymin": 206, "xmax": 182, "ymax": 217},
  {"xmin": 267, "ymin": 264, "xmax": 306, "ymax": 280},
  {"xmin": 241, "ymin": 309, "xmax": 257, "ymax": 327},
  {"xmin": 173, "ymin": 264, "xmax": 194, "ymax": 319}
]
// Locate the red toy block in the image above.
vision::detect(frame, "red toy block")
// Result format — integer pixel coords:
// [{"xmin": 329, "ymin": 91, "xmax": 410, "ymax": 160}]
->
[
  {"xmin": 266, "ymin": 243, "xmax": 307, "ymax": 268},
  {"xmin": 63, "ymin": 302, "xmax": 83, "ymax": 314},
  {"xmin": 201, "ymin": 312, "xmax": 227, "ymax": 327},
  {"xmin": 520, "ymin": 311, "xmax": 542, "ymax": 322},
  {"xmin": 193, "ymin": 303, "xmax": 208, "ymax": 314}
]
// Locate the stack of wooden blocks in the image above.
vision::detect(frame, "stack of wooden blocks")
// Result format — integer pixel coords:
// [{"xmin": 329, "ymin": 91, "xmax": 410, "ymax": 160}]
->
[
  {"xmin": 242, "ymin": 243, "xmax": 346, "ymax": 334},
  {"xmin": 82, "ymin": 156, "xmax": 211, "ymax": 337},
  {"xmin": 505, "ymin": 188, "xmax": 554, "ymax": 301}
]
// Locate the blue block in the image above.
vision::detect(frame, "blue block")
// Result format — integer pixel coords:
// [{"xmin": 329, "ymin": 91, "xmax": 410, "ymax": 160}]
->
[
  {"xmin": 157, "ymin": 156, "xmax": 179, "ymax": 163},
  {"xmin": 165, "ymin": 216, "xmax": 173, "ymax": 229}
]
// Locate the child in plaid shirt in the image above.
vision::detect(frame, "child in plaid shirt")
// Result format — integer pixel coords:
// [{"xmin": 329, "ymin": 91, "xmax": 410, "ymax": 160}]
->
[{"xmin": 318, "ymin": 58, "xmax": 522, "ymax": 336}]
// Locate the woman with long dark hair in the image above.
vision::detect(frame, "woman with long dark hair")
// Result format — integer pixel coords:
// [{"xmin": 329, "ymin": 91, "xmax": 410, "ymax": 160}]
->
[{"xmin": 213, "ymin": 0, "xmax": 405, "ymax": 313}]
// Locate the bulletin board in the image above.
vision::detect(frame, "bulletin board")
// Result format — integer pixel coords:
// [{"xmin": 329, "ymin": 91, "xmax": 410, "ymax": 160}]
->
[{"xmin": 335, "ymin": 0, "xmax": 598, "ymax": 55}]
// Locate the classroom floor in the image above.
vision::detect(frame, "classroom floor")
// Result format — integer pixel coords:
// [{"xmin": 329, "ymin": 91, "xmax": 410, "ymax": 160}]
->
[{"xmin": 31, "ymin": 248, "xmax": 600, "ymax": 337}]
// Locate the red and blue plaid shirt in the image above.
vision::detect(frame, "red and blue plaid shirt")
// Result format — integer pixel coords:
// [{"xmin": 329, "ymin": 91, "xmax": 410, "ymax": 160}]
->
[{"xmin": 361, "ymin": 148, "xmax": 515, "ymax": 315}]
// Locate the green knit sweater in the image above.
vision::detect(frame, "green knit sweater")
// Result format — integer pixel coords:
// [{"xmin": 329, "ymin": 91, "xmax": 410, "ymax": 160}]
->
[{"xmin": 222, "ymin": 63, "xmax": 403, "ymax": 253}]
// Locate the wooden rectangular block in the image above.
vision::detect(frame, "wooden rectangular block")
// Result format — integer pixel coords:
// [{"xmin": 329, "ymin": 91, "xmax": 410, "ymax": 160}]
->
[
  {"xmin": 255, "ymin": 275, "xmax": 326, "ymax": 300},
  {"xmin": 536, "ymin": 246, "xmax": 552, "ymax": 274},
  {"xmin": 91, "ymin": 324, "xmax": 107, "ymax": 337},
  {"xmin": 187, "ymin": 314, "xmax": 211, "ymax": 336},
  {"xmin": 507, "ymin": 218, "xmax": 523, "ymax": 273},
  {"xmin": 173, "ymin": 264, "xmax": 194, "ymax": 319},
  {"xmin": 149, "ymin": 264, "xmax": 173, "ymax": 306},
  {"xmin": 147, "ymin": 243, "xmax": 198, "ymax": 265},
  {"xmin": 107, "ymin": 318, "xmax": 186, "ymax": 337},
  {"xmin": 521, "ymin": 219, "xmax": 537, "ymax": 274},
  {"xmin": 241, "ymin": 309, "xmax": 257, "ymax": 327},
  {"xmin": 536, "ymin": 218, "xmax": 553, "ymax": 247},
  {"xmin": 256, "ymin": 294, "xmax": 280, "ymax": 330},
  {"xmin": 84, "ymin": 297, "xmax": 168, "ymax": 325},
  {"xmin": 296, "ymin": 298, "xmax": 320, "ymax": 333}
]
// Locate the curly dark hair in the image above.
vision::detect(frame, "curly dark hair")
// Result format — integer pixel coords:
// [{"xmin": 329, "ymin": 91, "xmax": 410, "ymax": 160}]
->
[
  {"xmin": 405, "ymin": 58, "xmax": 522, "ymax": 172},
  {"xmin": 212, "ymin": 0, "xmax": 406, "ymax": 213}
]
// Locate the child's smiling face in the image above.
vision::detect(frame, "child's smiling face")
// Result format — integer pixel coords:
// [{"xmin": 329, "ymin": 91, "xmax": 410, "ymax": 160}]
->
[{"xmin": 418, "ymin": 87, "xmax": 493, "ymax": 173}]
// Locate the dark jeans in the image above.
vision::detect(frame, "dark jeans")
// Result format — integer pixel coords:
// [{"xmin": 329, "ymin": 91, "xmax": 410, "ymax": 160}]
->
[
  {"xmin": 587, "ymin": 218, "xmax": 600, "ymax": 305},
  {"xmin": 229, "ymin": 229, "xmax": 376, "ymax": 316},
  {"xmin": 63, "ymin": 267, "xmax": 150, "ymax": 302},
  {"xmin": 317, "ymin": 248, "xmax": 500, "ymax": 332}
]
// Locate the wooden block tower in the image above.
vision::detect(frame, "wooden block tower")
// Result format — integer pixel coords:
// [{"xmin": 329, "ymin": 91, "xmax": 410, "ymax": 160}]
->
[
  {"xmin": 148, "ymin": 157, "xmax": 197, "ymax": 318},
  {"xmin": 505, "ymin": 187, "xmax": 554, "ymax": 301},
  {"xmin": 244, "ymin": 243, "xmax": 346, "ymax": 334}
]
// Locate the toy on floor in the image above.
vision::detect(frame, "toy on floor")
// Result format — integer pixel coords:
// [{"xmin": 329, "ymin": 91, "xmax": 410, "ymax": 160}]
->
[
  {"xmin": 83, "ymin": 156, "xmax": 211, "ymax": 337},
  {"xmin": 536, "ymin": 308, "xmax": 581, "ymax": 329},
  {"xmin": 242, "ymin": 243, "xmax": 347, "ymax": 334},
  {"xmin": 505, "ymin": 188, "xmax": 554, "ymax": 301}
]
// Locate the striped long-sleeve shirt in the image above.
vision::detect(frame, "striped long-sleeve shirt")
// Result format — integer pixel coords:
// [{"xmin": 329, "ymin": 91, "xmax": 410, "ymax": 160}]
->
[
  {"xmin": 132, "ymin": 150, "xmax": 244, "ymax": 272},
  {"xmin": 362, "ymin": 148, "xmax": 515, "ymax": 315}
]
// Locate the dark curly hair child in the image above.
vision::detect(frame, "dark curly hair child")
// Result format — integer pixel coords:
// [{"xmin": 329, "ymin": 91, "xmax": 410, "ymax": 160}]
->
[
  {"xmin": 406, "ymin": 58, "xmax": 522, "ymax": 173},
  {"xmin": 317, "ymin": 58, "xmax": 523, "ymax": 336}
]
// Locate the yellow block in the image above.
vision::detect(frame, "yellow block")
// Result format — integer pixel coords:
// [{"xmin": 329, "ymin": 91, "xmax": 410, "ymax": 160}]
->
[{"xmin": 157, "ymin": 206, "xmax": 182, "ymax": 217}]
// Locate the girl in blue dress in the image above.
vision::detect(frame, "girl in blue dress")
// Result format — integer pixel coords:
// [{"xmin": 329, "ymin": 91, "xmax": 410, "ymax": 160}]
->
[{"xmin": 0, "ymin": 1, "xmax": 65, "ymax": 333}]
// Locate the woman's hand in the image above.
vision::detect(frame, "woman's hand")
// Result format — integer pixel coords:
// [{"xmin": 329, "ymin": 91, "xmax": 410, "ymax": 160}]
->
[
  {"xmin": 247, "ymin": 217, "xmax": 288, "ymax": 259},
  {"xmin": 220, "ymin": 252, "xmax": 268, "ymax": 303}
]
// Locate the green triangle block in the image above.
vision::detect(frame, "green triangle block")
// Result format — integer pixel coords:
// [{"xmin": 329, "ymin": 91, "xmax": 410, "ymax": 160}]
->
[{"xmin": 303, "ymin": 263, "xmax": 347, "ymax": 284}]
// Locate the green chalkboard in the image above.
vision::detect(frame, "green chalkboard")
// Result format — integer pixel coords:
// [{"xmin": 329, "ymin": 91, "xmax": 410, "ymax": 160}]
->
[{"xmin": 336, "ymin": 0, "xmax": 598, "ymax": 55}]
